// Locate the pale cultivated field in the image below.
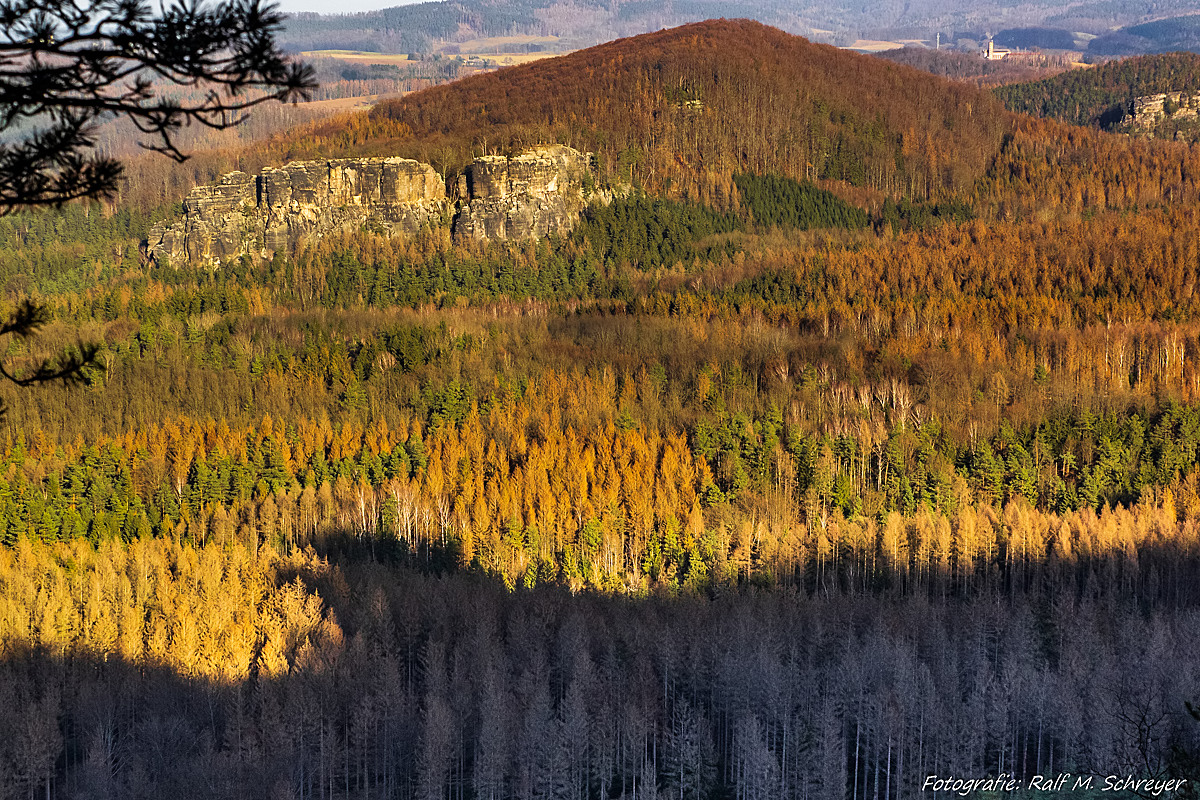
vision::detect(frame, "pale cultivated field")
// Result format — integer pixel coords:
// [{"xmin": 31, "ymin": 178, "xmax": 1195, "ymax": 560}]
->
[
  {"xmin": 302, "ymin": 47, "xmax": 562, "ymax": 67},
  {"xmin": 301, "ymin": 50, "xmax": 411, "ymax": 63},
  {"xmin": 304, "ymin": 38, "xmax": 570, "ymax": 69},
  {"xmin": 444, "ymin": 34, "xmax": 567, "ymax": 65},
  {"xmin": 300, "ymin": 94, "xmax": 382, "ymax": 111},
  {"xmin": 844, "ymin": 39, "xmax": 906, "ymax": 52},
  {"xmin": 459, "ymin": 52, "xmax": 564, "ymax": 65}
]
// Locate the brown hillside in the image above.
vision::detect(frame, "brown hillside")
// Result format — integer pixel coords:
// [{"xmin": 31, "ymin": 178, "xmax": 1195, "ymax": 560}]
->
[
  {"xmin": 362, "ymin": 19, "xmax": 1009, "ymax": 203},
  {"xmin": 119, "ymin": 20, "xmax": 1012, "ymax": 212}
]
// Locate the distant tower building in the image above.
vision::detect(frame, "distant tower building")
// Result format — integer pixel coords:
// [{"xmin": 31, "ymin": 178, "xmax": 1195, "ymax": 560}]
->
[{"xmin": 984, "ymin": 39, "xmax": 1010, "ymax": 60}]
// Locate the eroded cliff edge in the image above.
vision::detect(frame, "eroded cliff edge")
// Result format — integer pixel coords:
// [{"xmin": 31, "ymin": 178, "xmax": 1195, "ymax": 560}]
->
[
  {"xmin": 454, "ymin": 145, "xmax": 592, "ymax": 242},
  {"xmin": 147, "ymin": 145, "xmax": 591, "ymax": 266}
]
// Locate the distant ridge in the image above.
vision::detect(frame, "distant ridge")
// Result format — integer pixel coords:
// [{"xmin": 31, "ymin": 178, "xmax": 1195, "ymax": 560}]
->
[
  {"xmin": 875, "ymin": 47, "xmax": 1056, "ymax": 86},
  {"xmin": 1089, "ymin": 14, "xmax": 1200, "ymax": 56}
]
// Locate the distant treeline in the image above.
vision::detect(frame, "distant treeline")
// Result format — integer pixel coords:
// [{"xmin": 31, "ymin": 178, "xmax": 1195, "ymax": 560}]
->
[{"xmin": 876, "ymin": 46, "xmax": 1062, "ymax": 87}]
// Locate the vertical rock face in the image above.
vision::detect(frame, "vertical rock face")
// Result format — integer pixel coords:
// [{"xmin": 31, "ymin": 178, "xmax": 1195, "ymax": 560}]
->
[
  {"xmin": 1123, "ymin": 91, "xmax": 1200, "ymax": 131},
  {"xmin": 256, "ymin": 157, "xmax": 448, "ymax": 256},
  {"xmin": 148, "ymin": 157, "xmax": 448, "ymax": 267},
  {"xmin": 454, "ymin": 145, "xmax": 591, "ymax": 242},
  {"xmin": 147, "ymin": 172, "xmax": 259, "ymax": 265},
  {"xmin": 146, "ymin": 146, "xmax": 591, "ymax": 267}
]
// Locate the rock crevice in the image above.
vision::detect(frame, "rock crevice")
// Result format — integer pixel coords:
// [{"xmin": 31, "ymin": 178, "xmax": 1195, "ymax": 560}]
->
[
  {"xmin": 1123, "ymin": 91, "xmax": 1200, "ymax": 131},
  {"xmin": 454, "ymin": 144, "xmax": 591, "ymax": 242}
]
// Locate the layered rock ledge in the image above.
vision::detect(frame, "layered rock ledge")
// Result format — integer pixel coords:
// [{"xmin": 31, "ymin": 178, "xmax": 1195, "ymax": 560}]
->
[
  {"xmin": 1123, "ymin": 92, "xmax": 1200, "ymax": 132},
  {"xmin": 454, "ymin": 144, "xmax": 592, "ymax": 242},
  {"xmin": 146, "ymin": 146, "xmax": 591, "ymax": 267}
]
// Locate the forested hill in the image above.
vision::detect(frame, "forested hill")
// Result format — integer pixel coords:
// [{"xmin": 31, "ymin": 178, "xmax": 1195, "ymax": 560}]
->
[
  {"xmin": 348, "ymin": 19, "xmax": 1007, "ymax": 203},
  {"xmin": 1089, "ymin": 14, "xmax": 1200, "ymax": 56},
  {"xmin": 994, "ymin": 52, "xmax": 1200, "ymax": 128}
]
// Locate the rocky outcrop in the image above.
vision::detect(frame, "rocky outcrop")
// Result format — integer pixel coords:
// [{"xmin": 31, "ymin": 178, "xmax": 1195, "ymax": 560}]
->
[
  {"xmin": 147, "ymin": 146, "xmax": 591, "ymax": 266},
  {"xmin": 147, "ymin": 157, "xmax": 448, "ymax": 266},
  {"xmin": 259, "ymin": 158, "xmax": 447, "ymax": 256},
  {"xmin": 1123, "ymin": 91, "xmax": 1200, "ymax": 131},
  {"xmin": 454, "ymin": 145, "xmax": 592, "ymax": 241},
  {"xmin": 148, "ymin": 171, "xmax": 257, "ymax": 266}
]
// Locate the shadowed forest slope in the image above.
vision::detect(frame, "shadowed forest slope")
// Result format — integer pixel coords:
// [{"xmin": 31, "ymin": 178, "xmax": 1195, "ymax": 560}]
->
[{"xmin": 0, "ymin": 537, "xmax": 1198, "ymax": 800}]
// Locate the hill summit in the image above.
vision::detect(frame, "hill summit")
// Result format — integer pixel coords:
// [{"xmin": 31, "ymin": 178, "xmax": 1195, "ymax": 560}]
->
[{"xmin": 363, "ymin": 19, "xmax": 1008, "ymax": 203}]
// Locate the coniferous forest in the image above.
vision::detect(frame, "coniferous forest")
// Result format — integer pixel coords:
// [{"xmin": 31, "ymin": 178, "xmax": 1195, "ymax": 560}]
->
[{"xmin": 2, "ymin": 18, "xmax": 1200, "ymax": 800}]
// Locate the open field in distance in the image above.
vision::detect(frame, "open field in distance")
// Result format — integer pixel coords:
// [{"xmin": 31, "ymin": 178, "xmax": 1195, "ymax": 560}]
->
[{"xmin": 301, "ymin": 50, "xmax": 411, "ymax": 63}]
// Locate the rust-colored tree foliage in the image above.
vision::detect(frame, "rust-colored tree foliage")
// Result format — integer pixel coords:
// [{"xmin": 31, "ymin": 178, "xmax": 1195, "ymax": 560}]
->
[
  {"xmin": 5, "ymin": 20, "xmax": 1200, "ymax": 800},
  {"xmin": 364, "ymin": 20, "xmax": 1007, "ymax": 203}
]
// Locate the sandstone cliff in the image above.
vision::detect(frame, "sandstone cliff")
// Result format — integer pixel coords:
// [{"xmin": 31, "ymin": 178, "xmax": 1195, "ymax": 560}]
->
[
  {"xmin": 1122, "ymin": 91, "xmax": 1200, "ymax": 132},
  {"xmin": 147, "ymin": 146, "xmax": 591, "ymax": 266},
  {"xmin": 454, "ymin": 145, "xmax": 592, "ymax": 242},
  {"xmin": 147, "ymin": 157, "xmax": 447, "ymax": 266}
]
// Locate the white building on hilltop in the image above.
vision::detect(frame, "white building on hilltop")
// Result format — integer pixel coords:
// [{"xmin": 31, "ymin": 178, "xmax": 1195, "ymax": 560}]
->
[{"xmin": 984, "ymin": 40, "xmax": 1011, "ymax": 60}]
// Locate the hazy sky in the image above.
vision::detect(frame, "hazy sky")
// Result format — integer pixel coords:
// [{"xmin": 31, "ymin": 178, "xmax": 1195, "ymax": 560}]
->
[{"xmin": 276, "ymin": 0, "xmax": 411, "ymax": 15}]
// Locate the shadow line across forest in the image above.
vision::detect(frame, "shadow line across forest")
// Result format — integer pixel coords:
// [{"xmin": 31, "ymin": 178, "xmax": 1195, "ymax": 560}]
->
[{"xmin": 1, "ymin": 530, "xmax": 1199, "ymax": 799}]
